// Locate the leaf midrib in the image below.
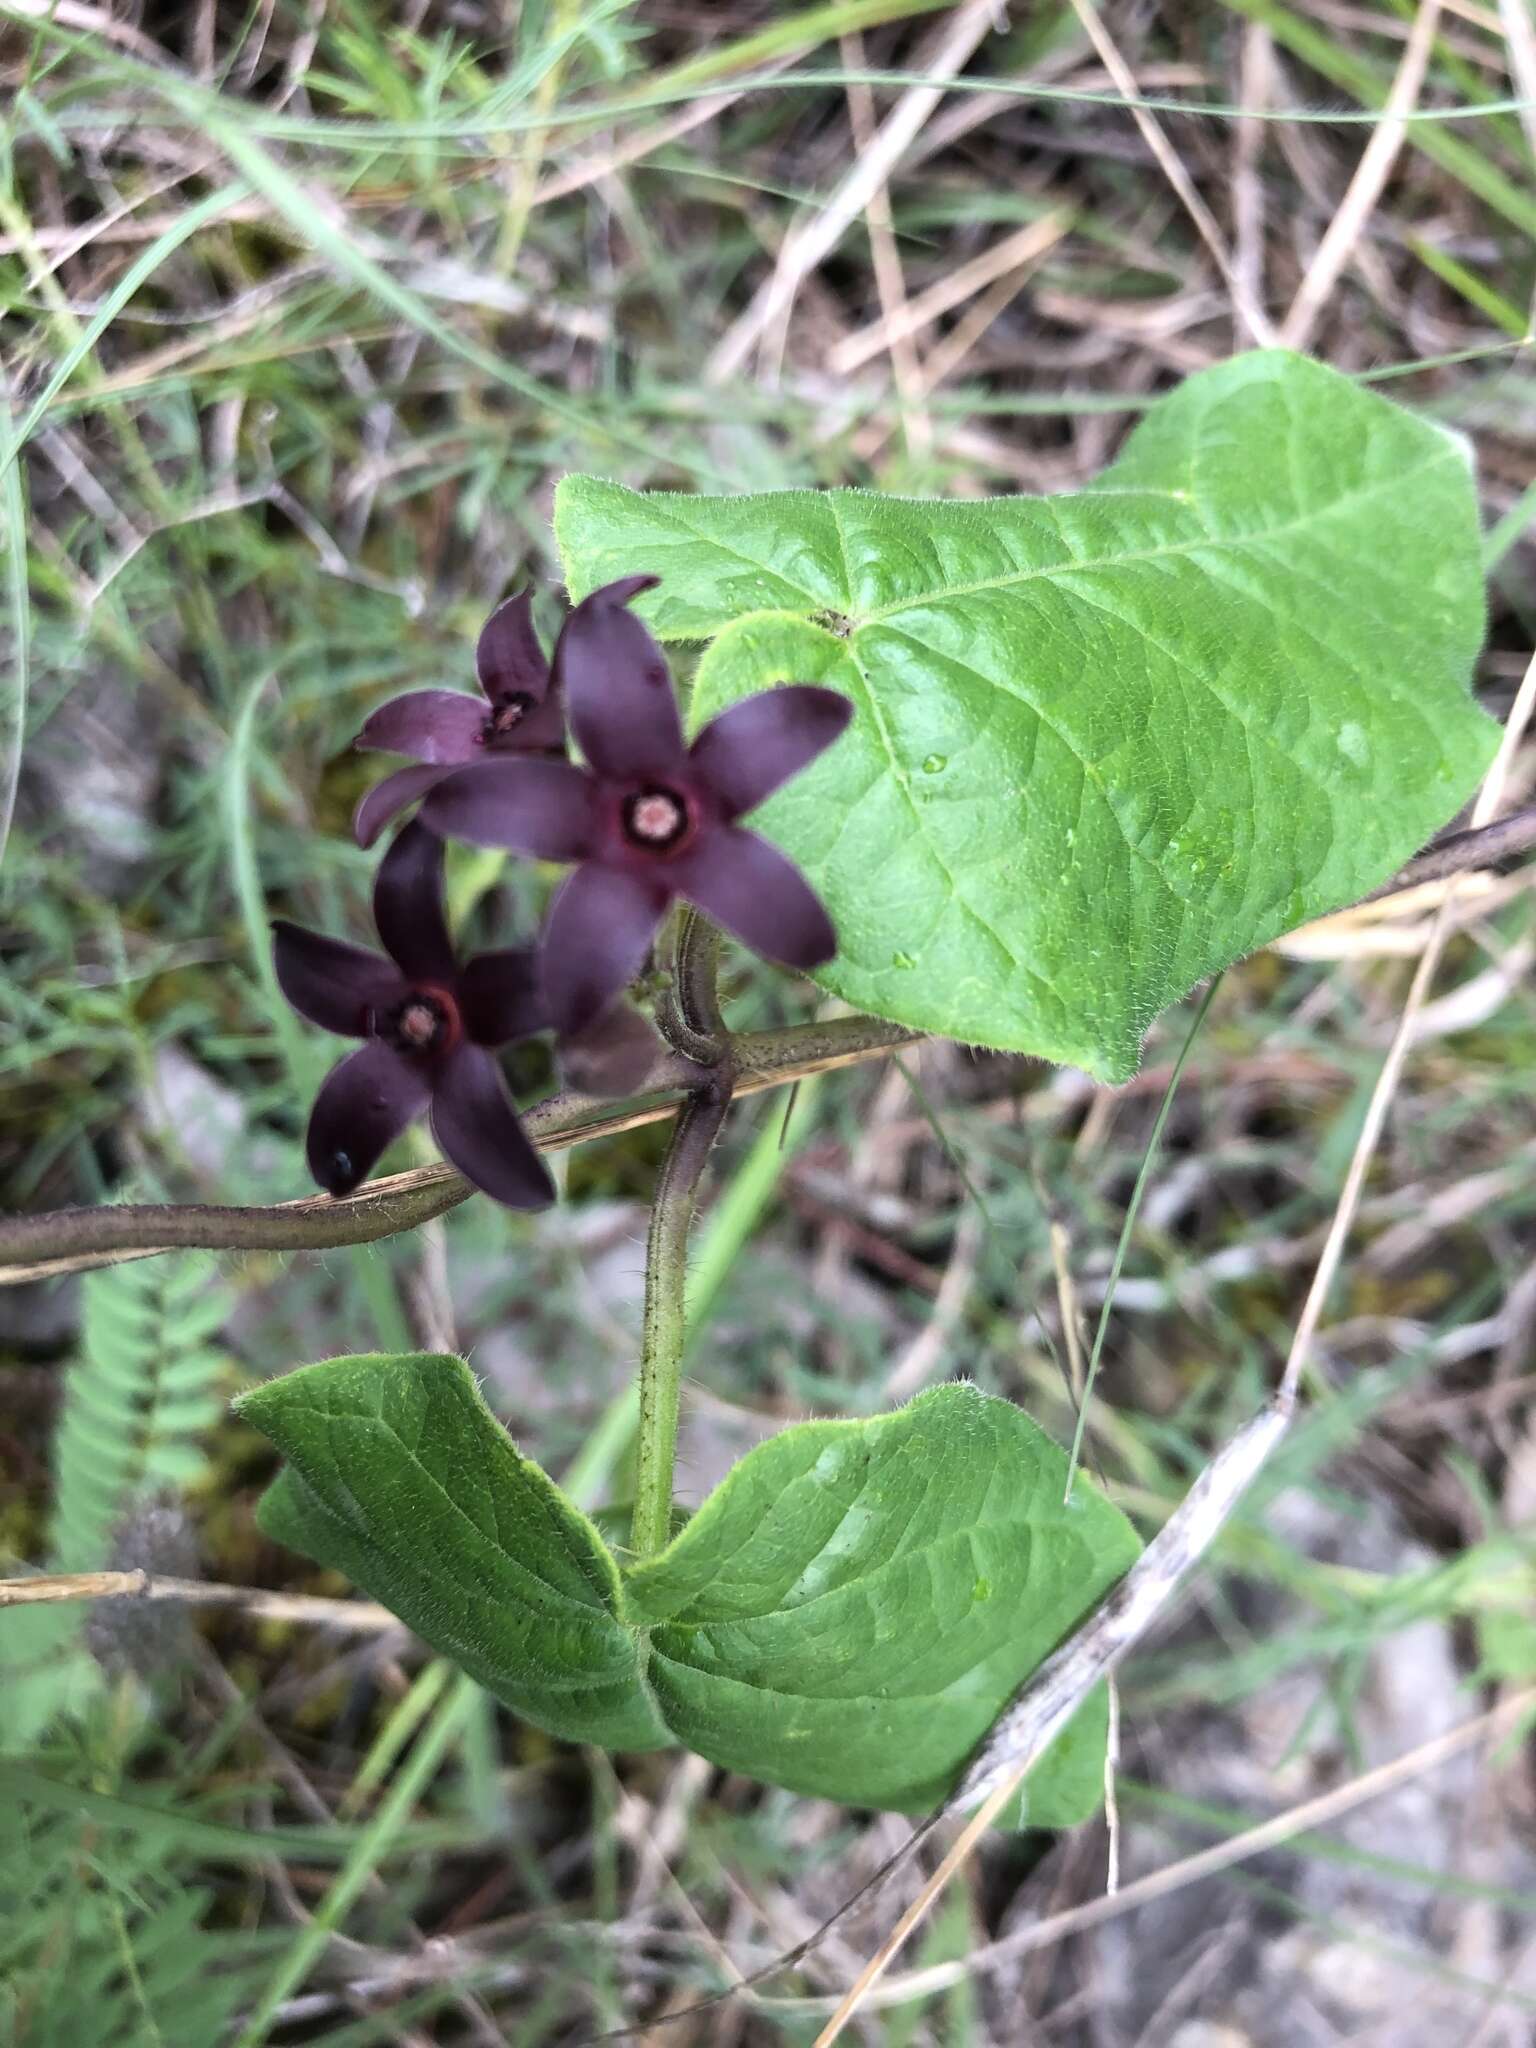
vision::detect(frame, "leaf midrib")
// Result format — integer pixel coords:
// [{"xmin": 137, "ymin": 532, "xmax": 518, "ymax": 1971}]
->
[{"xmin": 641, "ymin": 450, "xmax": 1451, "ymax": 634}]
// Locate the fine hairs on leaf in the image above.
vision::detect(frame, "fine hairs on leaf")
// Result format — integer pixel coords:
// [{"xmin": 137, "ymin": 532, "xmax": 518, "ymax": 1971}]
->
[{"xmin": 237, "ymin": 1357, "xmax": 1141, "ymax": 1821}]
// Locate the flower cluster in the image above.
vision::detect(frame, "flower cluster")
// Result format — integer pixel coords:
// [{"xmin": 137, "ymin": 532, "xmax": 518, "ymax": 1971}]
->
[{"xmin": 275, "ymin": 577, "xmax": 852, "ymax": 1208}]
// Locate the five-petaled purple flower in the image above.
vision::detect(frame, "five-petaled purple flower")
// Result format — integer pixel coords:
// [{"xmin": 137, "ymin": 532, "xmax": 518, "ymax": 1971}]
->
[
  {"xmin": 421, "ymin": 576, "xmax": 852, "ymax": 1039},
  {"xmin": 353, "ymin": 590, "xmax": 566, "ymax": 848},
  {"xmin": 272, "ymin": 822, "xmax": 553, "ymax": 1208}
]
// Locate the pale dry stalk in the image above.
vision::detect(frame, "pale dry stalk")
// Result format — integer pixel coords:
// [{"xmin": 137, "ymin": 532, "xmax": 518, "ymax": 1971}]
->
[
  {"xmin": 706, "ymin": 0, "xmax": 1004, "ymax": 383},
  {"xmin": 1066, "ymin": 0, "xmax": 1278, "ymax": 346},
  {"xmin": 829, "ymin": 213, "xmax": 1070, "ymax": 375},
  {"xmin": 1280, "ymin": 0, "xmax": 1444, "ymax": 351},
  {"xmin": 841, "ymin": 28, "xmax": 933, "ymax": 453}
]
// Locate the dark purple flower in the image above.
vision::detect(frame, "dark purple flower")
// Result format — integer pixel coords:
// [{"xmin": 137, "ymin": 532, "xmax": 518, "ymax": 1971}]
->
[
  {"xmin": 272, "ymin": 822, "xmax": 553, "ymax": 1209},
  {"xmin": 558, "ymin": 1000, "xmax": 665, "ymax": 1099},
  {"xmin": 353, "ymin": 590, "xmax": 566, "ymax": 847},
  {"xmin": 421, "ymin": 576, "xmax": 853, "ymax": 1039}
]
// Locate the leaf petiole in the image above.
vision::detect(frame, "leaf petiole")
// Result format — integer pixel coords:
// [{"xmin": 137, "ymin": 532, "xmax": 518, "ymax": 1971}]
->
[{"xmin": 629, "ymin": 1084, "xmax": 730, "ymax": 1558}]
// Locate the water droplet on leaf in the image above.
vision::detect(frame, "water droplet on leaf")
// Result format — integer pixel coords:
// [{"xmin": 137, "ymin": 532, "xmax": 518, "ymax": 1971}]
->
[{"xmin": 1337, "ymin": 721, "xmax": 1369, "ymax": 769}]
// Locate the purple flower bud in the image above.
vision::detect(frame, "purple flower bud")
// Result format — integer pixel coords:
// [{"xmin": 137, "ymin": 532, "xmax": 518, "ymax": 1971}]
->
[{"xmin": 352, "ymin": 591, "xmax": 566, "ymax": 847}]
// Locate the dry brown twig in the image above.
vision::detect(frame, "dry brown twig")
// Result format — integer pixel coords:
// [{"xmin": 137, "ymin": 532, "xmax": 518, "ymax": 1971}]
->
[
  {"xmin": 772, "ymin": 1682, "xmax": 1536, "ymax": 2020},
  {"xmin": 0, "ymin": 1020, "xmax": 919, "ymax": 1284},
  {"xmin": 0, "ymin": 1568, "xmax": 397, "ymax": 1630},
  {"xmin": 6, "ymin": 801, "xmax": 1531, "ymax": 1287},
  {"xmin": 10, "ymin": 766, "xmax": 1533, "ymax": 2035}
]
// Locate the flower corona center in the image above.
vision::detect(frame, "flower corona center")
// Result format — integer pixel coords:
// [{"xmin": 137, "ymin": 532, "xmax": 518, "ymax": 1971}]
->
[
  {"xmin": 622, "ymin": 785, "xmax": 692, "ymax": 854},
  {"xmin": 377, "ymin": 987, "xmax": 460, "ymax": 1058},
  {"xmin": 483, "ymin": 692, "xmax": 535, "ymax": 742}
]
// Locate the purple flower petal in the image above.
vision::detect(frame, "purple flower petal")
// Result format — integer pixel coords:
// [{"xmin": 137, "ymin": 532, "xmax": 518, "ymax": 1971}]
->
[
  {"xmin": 372, "ymin": 821, "xmax": 456, "ymax": 985},
  {"xmin": 476, "ymin": 589, "xmax": 552, "ymax": 707},
  {"xmin": 355, "ymin": 690, "xmax": 487, "ymax": 764},
  {"xmin": 539, "ymin": 862, "xmax": 668, "ymax": 1038},
  {"xmin": 558, "ymin": 1001, "xmax": 664, "ymax": 1099},
  {"xmin": 688, "ymin": 685, "xmax": 853, "ymax": 820},
  {"xmin": 458, "ymin": 947, "xmax": 547, "ymax": 1046},
  {"xmin": 354, "ymin": 763, "xmax": 449, "ymax": 849},
  {"xmin": 430, "ymin": 1043, "xmax": 554, "ymax": 1209},
  {"xmin": 422, "ymin": 758, "xmax": 598, "ymax": 860},
  {"xmin": 673, "ymin": 825, "xmax": 837, "ymax": 970},
  {"xmin": 552, "ymin": 576, "xmax": 686, "ymax": 780},
  {"xmin": 306, "ymin": 1040, "xmax": 429, "ymax": 1196},
  {"xmin": 272, "ymin": 922, "xmax": 402, "ymax": 1038}
]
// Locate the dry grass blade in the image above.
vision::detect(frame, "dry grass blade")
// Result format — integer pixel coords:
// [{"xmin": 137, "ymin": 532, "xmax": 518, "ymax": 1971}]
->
[
  {"xmin": 814, "ymin": 656, "xmax": 1536, "ymax": 2039},
  {"xmin": 1496, "ymin": 0, "xmax": 1536, "ymax": 157},
  {"xmin": 783, "ymin": 1684, "xmax": 1536, "ymax": 2019},
  {"xmin": 1280, "ymin": 0, "xmax": 1445, "ymax": 350},
  {"xmin": 811, "ymin": 1397, "xmax": 1294, "ymax": 2043},
  {"xmin": 532, "ymin": 73, "xmax": 786, "ymax": 206},
  {"xmin": 0, "ymin": 1569, "xmax": 397, "ymax": 1630},
  {"xmin": 1066, "ymin": 0, "xmax": 1278, "ymax": 345},
  {"xmin": 1281, "ymin": 644, "xmax": 1536, "ymax": 1404},
  {"xmin": 829, "ymin": 212, "xmax": 1071, "ymax": 374},
  {"xmin": 0, "ymin": 0, "xmax": 166, "ymax": 58},
  {"xmin": 1231, "ymin": 23, "xmax": 1274, "ymax": 352},
  {"xmin": 842, "ymin": 27, "xmax": 933, "ymax": 452},
  {"xmin": 706, "ymin": 0, "xmax": 1004, "ymax": 382},
  {"xmin": 913, "ymin": 248, "xmax": 1057, "ymax": 393}
]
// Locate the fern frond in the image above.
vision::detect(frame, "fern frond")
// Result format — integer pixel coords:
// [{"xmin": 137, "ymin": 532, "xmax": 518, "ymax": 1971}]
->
[
  {"xmin": 0, "ymin": 1774, "xmax": 271, "ymax": 2048},
  {"xmin": 0, "ymin": 1252, "xmax": 234, "ymax": 1752},
  {"xmin": 51, "ymin": 1253, "xmax": 232, "ymax": 1574}
]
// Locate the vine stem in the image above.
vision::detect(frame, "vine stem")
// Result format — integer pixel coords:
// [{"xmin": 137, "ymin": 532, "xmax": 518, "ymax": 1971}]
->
[
  {"xmin": 630, "ymin": 1083, "xmax": 731, "ymax": 1558},
  {"xmin": 0, "ymin": 1015, "xmax": 918, "ymax": 1285},
  {"xmin": 4, "ymin": 799, "xmax": 1531, "ymax": 1288},
  {"xmin": 656, "ymin": 907, "xmax": 726, "ymax": 1065}
]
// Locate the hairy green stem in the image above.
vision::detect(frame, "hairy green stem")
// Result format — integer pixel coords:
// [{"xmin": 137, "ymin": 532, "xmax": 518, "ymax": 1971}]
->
[
  {"xmin": 630, "ymin": 1085, "xmax": 730, "ymax": 1557},
  {"xmin": 656, "ymin": 908, "xmax": 727, "ymax": 1064}
]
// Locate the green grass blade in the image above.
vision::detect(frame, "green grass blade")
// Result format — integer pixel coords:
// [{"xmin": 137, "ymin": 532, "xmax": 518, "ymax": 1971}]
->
[
  {"xmin": 232, "ymin": 1669, "xmax": 479, "ymax": 2047},
  {"xmin": 1220, "ymin": 0, "xmax": 1536, "ymax": 241},
  {"xmin": 1065, "ymin": 978, "xmax": 1223, "ymax": 1491},
  {"xmin": 1, "ymin": 182, "xmax": 245, "ymax": 476},
  {"xmin": 192, "ymin": 110, "xmax": 722, "ymax": 482},
  {"xmin": 0, "ymin": 392, "xmax": 27, "ymax": 866}
]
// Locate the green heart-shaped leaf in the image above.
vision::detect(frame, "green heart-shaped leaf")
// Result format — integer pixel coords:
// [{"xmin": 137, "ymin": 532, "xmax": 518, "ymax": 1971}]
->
[
  {"xmin": 556, "ymin": 351, "xmax": 1495, "ymax": 1079},
  {"xmin": 240, "ymin": 1358, "xmax": 1140, "ymax": 1822},
  {"xmin": 238, "ymin": 1356, "xmax": 666, "ymax": 1749},
  {"xmin": 623, "ymin": 1382, "xmax": 1140, "ymax": 1817}
]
